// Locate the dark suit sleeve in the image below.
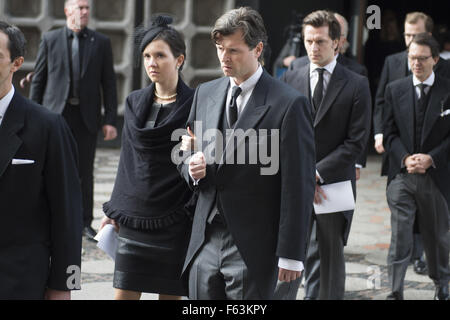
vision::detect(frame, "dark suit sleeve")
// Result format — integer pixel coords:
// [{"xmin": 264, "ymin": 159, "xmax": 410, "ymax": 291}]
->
[
  {"xmin": 383, "ymin": 84, "xmax": 409, "ymax": 167},
  {"xmin": 373, "ymin": 57, "xmax": 390, "ymax": 135},
  {"xmin": 44, "ymin": 114, "xmax": 83, "ymax": 291},
  {"xmin": 316, "ymin": 77, "xmax": 372, "ymax": 182},
  {"xmin": 277, "ymin": 95, "xmax": 316, "ymax": 261},
  {"xmin": 100, "ymin": 37, "xmax": 118, "ymax": 126},
  {"xmin": 177, "ymin": 86, "xmax": 201, "ymax": 191},
  {"xmin": 29, "ymin": 37, "xmax": 48, "ymax": 104}
]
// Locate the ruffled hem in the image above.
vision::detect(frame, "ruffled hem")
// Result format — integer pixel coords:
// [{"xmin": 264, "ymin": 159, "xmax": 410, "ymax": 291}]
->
[{"xmin": 103, "ymin": 201, "xmax": 188, "ymax": 230}]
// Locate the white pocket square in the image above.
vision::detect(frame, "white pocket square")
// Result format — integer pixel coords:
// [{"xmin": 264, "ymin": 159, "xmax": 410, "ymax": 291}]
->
[
  {"xmin": 12, "ymin": 159, "xmax": 35, "ymax": 165},
  {"xmin": 440, "ymin": 109, "xmax": 450, "ymax": 117}
]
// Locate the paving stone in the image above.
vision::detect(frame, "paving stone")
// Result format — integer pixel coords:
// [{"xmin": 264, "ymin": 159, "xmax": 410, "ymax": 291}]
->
[
  {"xmin": 73, "ymin": 150, "xmax": 444, "ymax": 300},
  {"xmin": 82, "ymin": 259, "xmax": 115, "ymax": 274}
]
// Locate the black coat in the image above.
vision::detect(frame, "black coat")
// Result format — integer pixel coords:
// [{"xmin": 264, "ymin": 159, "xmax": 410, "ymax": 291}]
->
[
  {"xmin": 281, "ymin": 63, "xmax": 372, "ymax": 245},
  {"xmin": 288, "ymin": 54, "xmax": 369, "ymax": 167},
  {"xmin": 179, "ymin": 70, "xmax": 316, "ymax": 299},
  {"xmin": 383, "ymin": 75, "xmax": 450, "ymax": 208},
  {"xmin": 29, "ymin": 27, "xmax": 117, "ymax": 134},
  {"xmin": 0, "ymin": 92, "xmax": 83, "ymax": 299},
  {"xmin": 373, "ymin": 51, "xmax": 450, "ymax": 176}
]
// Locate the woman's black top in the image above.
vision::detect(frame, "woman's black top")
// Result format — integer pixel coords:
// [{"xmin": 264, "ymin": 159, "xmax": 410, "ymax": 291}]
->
[{"xmin": 103, "ymin": 79, "xmax": 195, "ymax": 230}]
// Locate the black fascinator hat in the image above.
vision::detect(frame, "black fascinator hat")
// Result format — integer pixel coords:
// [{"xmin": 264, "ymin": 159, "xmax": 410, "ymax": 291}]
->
[
  {"xmin": 139, "ymin": 15, "xmax": 173, "ymax": 53},
  {"xmin": 134, "ymin": 15, "xmax": 186, "ymax": 70}
]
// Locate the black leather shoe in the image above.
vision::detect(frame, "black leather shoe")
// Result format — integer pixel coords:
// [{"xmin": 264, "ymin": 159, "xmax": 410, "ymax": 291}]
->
[
  {"xmin": 434, "ymin": 285, "xmax": 449, "ymax": 300},
  {"xmin": 386, "ymin": 292, "xmax": 403, "ymax": 300},
  {"xmin": 413, "ymin": 258, "xmax": 428, "ymax": 275},
  {"xmin": 83, "ymin": 226, "xmax": 97, "ymax": 242}
]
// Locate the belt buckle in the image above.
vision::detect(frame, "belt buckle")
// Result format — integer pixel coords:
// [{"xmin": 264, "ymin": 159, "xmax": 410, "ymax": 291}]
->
[{"xmin": 68, "ymin": 97, "xmax": 80, "ymax": 106}]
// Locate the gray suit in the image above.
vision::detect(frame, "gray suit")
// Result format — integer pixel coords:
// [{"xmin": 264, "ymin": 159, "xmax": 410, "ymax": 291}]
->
[
  {"xmin": 178, "ymin": 70, "xmax": 316, "ymax": 299},
  {"xmin": 383, "ymin": 75, "xmax": 450, "ymax": 296},
  {"xmin": 280, "ymin": 63, "xmax": 372, "ymax": 299}
]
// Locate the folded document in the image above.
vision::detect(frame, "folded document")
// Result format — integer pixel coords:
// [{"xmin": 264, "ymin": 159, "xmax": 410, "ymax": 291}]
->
[
  {"xmin": 94, "ymin": 224, "xmax": 118, "ymax": 260},
  {"xmin": 313, "ymin": 180, "xmax": 355, "ymax": 214}
]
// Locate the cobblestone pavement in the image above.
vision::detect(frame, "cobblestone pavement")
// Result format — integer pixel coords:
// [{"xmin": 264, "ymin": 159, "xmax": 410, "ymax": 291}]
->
[{"xmin": 73, "ymin": 149, "xmax": 439, "ymax": 300}]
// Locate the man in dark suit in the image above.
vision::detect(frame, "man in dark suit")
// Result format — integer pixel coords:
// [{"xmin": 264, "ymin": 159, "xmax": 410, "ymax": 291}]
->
[
  {"xmin": 30, "ymin": 0, "xmax": 118, "ymax": 240},
  {"xmin": 280, "ymin": 10, "xmax": 372, "ymax": 299},
  {"xmin": 383, "ymin": 33, "xmax": 449, "ymax": 300},
  {"xmin": 374, "ymin": 12, "xmax": 450, "ymax": 275},
  {"xmin": 178, "ymin": 7, "xmax": 316, "ymax": 299},
  {"xmin": 0, "ymin": 22, "xmax": 82, "ymax": 299},
  {"xmin": 287, "ymin": 12, "xmax": 369, "ymax": 181}
]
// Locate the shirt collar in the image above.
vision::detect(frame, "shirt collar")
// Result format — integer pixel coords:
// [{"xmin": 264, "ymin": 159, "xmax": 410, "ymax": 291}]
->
[
  {"xmin": 310, "ymin": 57, "xmax": 337, "ymax": 76},
  {"xmin": 0, "ymin": 85, "xmax": 15, "ymax": 124},
  {"xmin": 230, "ymin": 64, "xmax": 263, "ymax": 93},
  {"xmin": 66, "ymin": 26, "xmax": 87, "ymax": 38},
  {"xmin": 413, "ymin": 71, "xmax": 435, "ymax": 87}
]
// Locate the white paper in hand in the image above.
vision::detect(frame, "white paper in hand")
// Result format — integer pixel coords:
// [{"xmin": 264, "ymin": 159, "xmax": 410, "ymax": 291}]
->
[
  {"xmin": 313, "ymin": 180, "xmax": 355, "ymax": 214},
  {"xmin": 94, "ymin": 224, "xmax": 118, "ymax": 260}
]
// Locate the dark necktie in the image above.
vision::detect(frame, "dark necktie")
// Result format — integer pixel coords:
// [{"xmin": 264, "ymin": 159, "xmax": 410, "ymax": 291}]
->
[
  {"xmin": 417, "ymin": 83, "xmax": 428, "ymax": 107},
  {"xmin": 72, "ymin": 32, "xmax": 80, "ymax": 99},
  {"xmin": 414, "ymin": 83, "xmax": 428, "ymax": 152},
  {"xmin": 313, "ymin": 68, "xmax": 325, "ymax": 111},
  {"xmin": 228, "ymin": 86, "xmax": 242, "ymax": 127}
]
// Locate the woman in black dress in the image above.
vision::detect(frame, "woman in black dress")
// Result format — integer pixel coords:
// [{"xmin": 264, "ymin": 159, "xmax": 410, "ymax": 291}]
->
[{"xmin": 100, "ymin": 16, "xmax": 195, "ymax": 300}]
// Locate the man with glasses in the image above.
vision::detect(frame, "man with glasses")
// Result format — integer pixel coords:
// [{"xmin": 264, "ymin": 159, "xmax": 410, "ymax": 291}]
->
[
  {"xmin": 373, "ymin": 12, "xmax": 450, "ymax": 276},
  {"xmin": 383, "ymin": 33, "xmax": 449, "ymax": 300}
]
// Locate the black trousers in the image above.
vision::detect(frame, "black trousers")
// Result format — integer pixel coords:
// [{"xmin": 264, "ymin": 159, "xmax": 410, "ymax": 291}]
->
[
  {"xmin": 387, "ymin": 172, "xmax": 450, "ymax": 294},
  {"xmin": 62, "ymin": 104, "xmax": 97, "ymax": 227}
]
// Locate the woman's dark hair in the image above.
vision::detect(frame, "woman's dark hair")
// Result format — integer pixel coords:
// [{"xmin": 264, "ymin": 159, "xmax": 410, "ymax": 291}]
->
[
  {"xmin": 0, "ymin": 21, "xmax": 26, "ymax": 61},
  {"xmin": 136, "ymin": 15, "xmax": 186, "ymax": 70}
]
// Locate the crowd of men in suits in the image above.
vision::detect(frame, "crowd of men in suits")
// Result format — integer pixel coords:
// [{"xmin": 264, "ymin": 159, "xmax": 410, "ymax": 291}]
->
[{"xmin": 0, "ymin": 0, "xmax": 448, "ymax": 300}]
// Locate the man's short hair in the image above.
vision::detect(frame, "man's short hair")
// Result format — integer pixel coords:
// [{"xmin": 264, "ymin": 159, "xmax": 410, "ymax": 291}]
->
[
  {"xmin": 405, "ymin": 12, "xmax": 434, "ymax": 33},
  {"xmin": 409, "ymin": 32, "xmax": 441, "ymax": 58},
  {"xmin": 211, "ymin": 7, "xmax": 268, "ymax": 64},
  {"xmin": 302, "ymin": 10, "xmax": 341, "ymax": 41},
  {"xmin": 0, "ymin": 21, "xmax": 26, "ymax": 61}
]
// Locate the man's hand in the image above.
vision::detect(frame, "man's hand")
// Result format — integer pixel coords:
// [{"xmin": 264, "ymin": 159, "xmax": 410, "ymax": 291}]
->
[
  {"xmin": 189, "ymin": 152, "xmax": 206, "ymax": 180},
  {"xmin": 405, "ymin": 154, "xmax": 432, "ymax": 174},
  {"xmin": 314, "ymin": 184, "xmax": 327, "ymax": 205},
  {"xmin": 278, "ymin": 268, "xmax": 302, "ymax": 282},
  {"xmin": 99, "ymin": 216, "xmax": 119, "ymax": 232},
  {"xmin": 356, "ymin": 168, "xmax": 361, "ymax": 181},
  {"xmin": 181, "ymin": 126, "xmax": 197, "ymax": 152},
  {"xmin": 44, "ymin": 289, "xmax": 71, "ymax": 300},
  {"xmin": 103, "ymin": 125, "xmax": 117, "ymax": 141},
  {"xmin": 375, "ymin": 136, "xmax": 385, "ymax": 154}
]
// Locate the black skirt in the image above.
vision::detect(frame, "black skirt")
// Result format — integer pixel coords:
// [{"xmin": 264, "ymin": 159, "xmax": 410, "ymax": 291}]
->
[{"xmin": 113, "ymin": 215, "xmax": 192, "ymax": 296}]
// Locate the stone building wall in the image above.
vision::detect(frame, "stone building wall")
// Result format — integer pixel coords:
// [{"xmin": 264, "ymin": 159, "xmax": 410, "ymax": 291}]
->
[{"xmin": 0, "ymin": 0, "xmax": 235, "ymax": 115}]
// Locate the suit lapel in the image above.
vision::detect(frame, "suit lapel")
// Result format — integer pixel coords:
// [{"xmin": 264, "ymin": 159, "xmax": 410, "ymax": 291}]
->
[
  {"xmin": 204, "ymin": 77, "xmax": 229, "ymax": 132},
  {"xmin": 61, "ymin": 28, "xmax": 70, "ymax": 75},
  {"xmin": 0, "ymin": 93, "xmax": 24, "ymax": 178},
  {"xmin": 397, "ymin": 80, "xmax": 415, "ymax": 151},
  {"xmin": 421, "ymin": 79, "xmax": 447, "ymax": 145},
  {"xmin": 297, "ymin": 64, "xmax": 311, "ymax": 101},
  {"xmin": 314, "ymin": 64, "xmax": 347, "ymax": 127},
  {"xmin": 394, "ymin": 51, "xmax": 409, "ymax": 79},
  {"xmin": 218, "ymin": 72, "xmax": 271, "ymax": 171},
  {"xmin": 81, "ymin": 29, "xmax": 95, "ymax": 78}
]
